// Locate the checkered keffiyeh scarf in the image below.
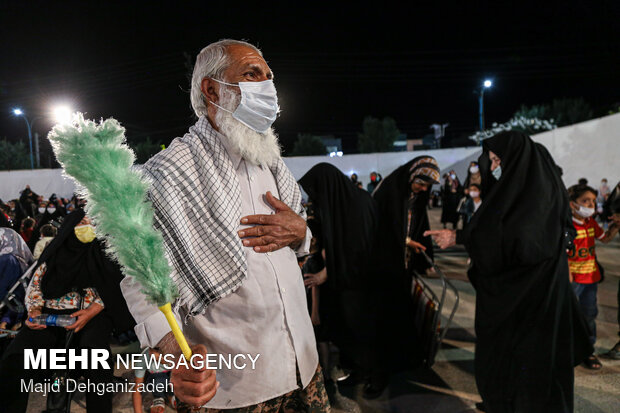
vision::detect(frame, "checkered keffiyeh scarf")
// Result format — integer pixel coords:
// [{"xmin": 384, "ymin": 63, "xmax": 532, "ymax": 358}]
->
[{"xmin": 142, "ymin": 117, "xmax": 305, "ymax": 315}]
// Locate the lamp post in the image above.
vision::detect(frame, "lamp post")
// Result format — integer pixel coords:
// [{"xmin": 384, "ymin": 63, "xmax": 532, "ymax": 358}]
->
[
  {"xmin": 478, "ymin": 79, "xmax": 492, "ymax": 131},
  {"xmin": 12, "ymin": 108, "xmax": 35, "ymax": 169},
  {"xmin": 12, "ymin": 105, "xmax": 74, "ymax": 169}
]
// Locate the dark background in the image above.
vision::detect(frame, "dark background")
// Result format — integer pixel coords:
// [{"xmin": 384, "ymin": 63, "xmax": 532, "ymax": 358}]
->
[{"xmin": 1, "ymin": 0, "xmax": 618, "ymax": 162}]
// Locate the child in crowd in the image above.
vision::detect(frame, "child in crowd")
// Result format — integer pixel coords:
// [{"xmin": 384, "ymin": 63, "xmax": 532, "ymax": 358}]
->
[
  {"xmin": 32, "ymin": 224, "xmax": 57, "ymax": 259},
  {"xmin": 133, "ymin": 347, "xmax": 175, "ymax": 413},
  {"xmin": 567, "ymin": 185, "xmax": 619, "ymax": 369},
  {"xmin": 459, "ymin": 183, "xmax": 482, "ymax": 227},
  {"xmin": 19, "ymin": 217, "xmax": 35, "ymax": 244}
]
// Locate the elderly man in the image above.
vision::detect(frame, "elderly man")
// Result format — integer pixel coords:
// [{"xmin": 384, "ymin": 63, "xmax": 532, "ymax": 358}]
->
[{"xmin": 120, "ymin": 39, "xmax": 328, "ymax": 412}]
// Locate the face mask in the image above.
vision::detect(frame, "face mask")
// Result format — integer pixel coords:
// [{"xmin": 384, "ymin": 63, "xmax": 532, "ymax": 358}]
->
[
  {"xmin": 210, "ymin": 79, "xmax": 279, "ymax": 133},
  {"xmin": 74, "ymin": 224, "xmax": 96, "ymax": 243},
  {"xmin": 38, "ymin": 207, "xmax": 46, "ymax": 214},
  {"xmin": 469, "ymin": 191, "xmax": 480, "ymax": 198},
  {"xmin": 492, "ymin": 166, "xmax": 502, "ymax": 180},
  {"xmin": 47, "ymin": 208, "xmax": 56, "ymax": 214},
  {"xmin": 450, "ymin": 174, "xmax": 456, "ymax": 180},
  {"xmin": 470, "ymin": 165, "xmax": 479, "ymax": 174},
  {"xmin": 575, "ymin": 205, "xmax": 595, "ymax": 218}
]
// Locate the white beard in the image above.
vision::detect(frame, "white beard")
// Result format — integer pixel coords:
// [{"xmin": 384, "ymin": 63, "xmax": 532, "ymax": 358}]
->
[{"xmin": 214, "ymin": 86, "xmax": 281, "ymax": 167}]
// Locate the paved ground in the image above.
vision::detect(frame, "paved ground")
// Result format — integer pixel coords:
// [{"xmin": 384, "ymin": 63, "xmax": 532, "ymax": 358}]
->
[{"xmin": 25, "ymin": 209, "xmax": 620, "ymax": 412}]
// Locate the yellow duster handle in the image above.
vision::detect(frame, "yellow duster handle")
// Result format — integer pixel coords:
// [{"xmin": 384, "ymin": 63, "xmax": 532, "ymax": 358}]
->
[{"xmin": 158, "ymin": 302, "xmax": 192, "ymax": 360}]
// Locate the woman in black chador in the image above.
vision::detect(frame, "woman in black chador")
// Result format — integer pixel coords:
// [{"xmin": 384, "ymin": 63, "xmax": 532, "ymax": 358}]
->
[
  {"xmin": 0, "ymin": 209, "xmax": 135, "ymax": 413},
  {"xmin": 441, "ymin": 170, "xmax": 462, "ymax": 229},
  {"xmin": 363, "ymin": 156, "xmax": 440, "ymax": 397},
  {"xmin": 298, "ymin": 164, "xmax": 379, "ymax": 386},
  {"xmin": 427, "ymin": 131, "xmax": 591, "ymax": 413}
]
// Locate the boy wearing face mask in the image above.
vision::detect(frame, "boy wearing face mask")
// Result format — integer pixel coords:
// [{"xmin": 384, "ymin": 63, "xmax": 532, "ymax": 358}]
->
[
  {"xmin": 460, "ymin": 183, "xmax": 482, "ymax": 226},
  {"xmin": 567, "ymin": 185, "xmax": 619, "ymax": 370}
]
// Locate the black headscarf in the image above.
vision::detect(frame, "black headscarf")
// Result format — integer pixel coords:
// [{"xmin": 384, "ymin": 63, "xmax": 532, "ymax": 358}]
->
[
  {"xmin": 299, "ymin": 164, "xmax": 381, "ymax": 371},
  {"xmin": 299, "ymin": 163, "xmax": 379, "ymax": 290},
  {"xmin": 458, "ymin": 131, "xmax": 591, "ymax": 411},
  {"xmin": 39, "ymin": 209, "xmax": 135, "ymax": 333},
  {"xmin": 372, "ymin": 156, "xmax": 439, "ymax": 276}
]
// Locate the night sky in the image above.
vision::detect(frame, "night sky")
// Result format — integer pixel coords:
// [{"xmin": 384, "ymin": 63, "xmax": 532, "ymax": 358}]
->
[{"xmin": 1, "ymin": 1, "xmax": 618, "ymax": 163}]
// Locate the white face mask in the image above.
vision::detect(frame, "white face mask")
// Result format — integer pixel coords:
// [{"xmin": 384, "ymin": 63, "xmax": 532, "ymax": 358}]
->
[
  {"xmin": 450, "ymin": 174, "xmax": 456, "ymax": 180},
  {"xmin": 575, "ymin": 205, "xmax": 595, "ymax": 218},
  {"xmin": 210, "ymin": 79, "xmax": 279, "ymax": 133},
  {"xmin": 469, "ymin": 191, "xmax": 480, "ymax": 199},
  {"xmin": 47, "ymin": 208, "xmax": 56, "ymax": 214},
  {"xmin": 469, "ymin": 165, "xmax": 479, "ymax": 174},
  {"xmin": 38, "ymin": 207, "xmax": 46, "ymax": 214},
  {"xmin": 492, "ymin": 166, "xmax": 502, "ymax": 180}
]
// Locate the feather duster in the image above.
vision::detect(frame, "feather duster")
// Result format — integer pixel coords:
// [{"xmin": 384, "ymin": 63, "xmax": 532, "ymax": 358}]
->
[{"xmin": 48, "ymin": 114, "xmax": 191, "ymax": 359}]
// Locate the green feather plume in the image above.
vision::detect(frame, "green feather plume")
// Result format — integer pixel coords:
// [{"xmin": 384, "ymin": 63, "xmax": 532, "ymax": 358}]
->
[{"xmin": 48, "ymin": 114, "xmax": 177, "ymax": 306}]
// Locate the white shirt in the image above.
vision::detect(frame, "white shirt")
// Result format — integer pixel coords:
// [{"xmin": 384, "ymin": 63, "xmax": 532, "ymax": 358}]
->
[{"xmin": 121, "ymin": 133, "xmax": 317, "ymax": 409}]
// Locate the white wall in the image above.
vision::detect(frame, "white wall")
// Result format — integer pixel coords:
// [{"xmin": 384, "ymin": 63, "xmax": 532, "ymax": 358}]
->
[
  {"xmin": 0, "ymin": 169, "xmax": 77, "ymax": 201},
  {"xmin": 530, "ymin": 113, "xmax": 620, "ymax": 188},
  {"xmin": 2, "ymin": 113, "xmax": 618, "ymax": 200},
  {"xmin": 283, "ymin": 147, "xmax": 482, "ymax": 188}
]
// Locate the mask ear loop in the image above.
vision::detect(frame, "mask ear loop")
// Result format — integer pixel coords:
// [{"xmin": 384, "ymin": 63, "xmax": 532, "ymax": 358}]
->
[{"xmin": 204, "ymin": 78, "xmax": 239, "ymax": 113}]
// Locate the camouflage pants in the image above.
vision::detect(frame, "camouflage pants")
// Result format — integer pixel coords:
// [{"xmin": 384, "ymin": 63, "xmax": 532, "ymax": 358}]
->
[{"xmin": 178, "ymin": 366, "xmax": 330, "ymax": 413}]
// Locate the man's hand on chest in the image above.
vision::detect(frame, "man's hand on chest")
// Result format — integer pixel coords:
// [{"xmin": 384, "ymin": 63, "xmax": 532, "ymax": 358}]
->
[{"xmin": 238, "ymin": 191, "xmax": 306, "ymax": 253}]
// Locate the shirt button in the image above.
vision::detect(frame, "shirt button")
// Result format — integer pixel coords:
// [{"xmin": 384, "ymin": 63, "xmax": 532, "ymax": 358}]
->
[
  {"xmin": 267, "ymin": 252, "xmax": 272, "ymax": 256},
  {"xmin": 281, "ymin": 287, "xmax": 286, "ymax": 293},
  {"xmin": 249, "ymin": 175, "xmax": 255, "ymax": 182}
]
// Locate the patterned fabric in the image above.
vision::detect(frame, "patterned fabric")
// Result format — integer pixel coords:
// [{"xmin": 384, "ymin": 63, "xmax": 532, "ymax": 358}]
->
[
  {"xmin": 177, "ymin": 366, "xmax": 330, "ymax": 413},
  {"xmin": 408, "ymin": 157, "xmax": 440, "ymax": 184},
  {"xmin": 25, "ymin": 263, "xmax": 104, "ymax": 310},
  {"xmin": 142, "ymin": 116, "xmax": 305, "ymax": 315},
  {"xmin": 0, "ymin": 227, "xmax": 34, "ymax": 272},
  {"xmin": 568, "ymin": 217, "xmax": 604, "ymax": 284},
  {"xmin": 33, "ymin": 236, "xmax": 54, "ymax": 260},
  {"xmin": 404, "ymin": 193, "xmax": 416, "ymax": 270}
]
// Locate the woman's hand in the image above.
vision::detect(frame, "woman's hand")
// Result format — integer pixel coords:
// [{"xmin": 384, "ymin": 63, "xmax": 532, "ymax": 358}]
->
[
  {"xmin": 304, "ymin": 267, "xmax": 327, "ymax": 288},
  {"xmin": 424, "ymin": 229, "xmax": 457, "ymax": 249},
  {"xmin": 67, "ymin": 302, "xmax": 104, "ymax": 332},
  {"xmin": 406, "ymin": 237, "xmax": 427, "ymax": 253},
  {"xmin": 311, "ymin": 306, "xmax": 321, "ymax": 326},
  {"xmin": 25, "ymin": 307, "xmax": 46, "ymax": 330}
]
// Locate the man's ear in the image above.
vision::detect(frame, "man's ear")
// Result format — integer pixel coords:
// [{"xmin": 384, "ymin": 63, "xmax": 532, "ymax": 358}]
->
[{"xmin": 201, "ymin": 78, "xmax": 219, "ymax": 105}]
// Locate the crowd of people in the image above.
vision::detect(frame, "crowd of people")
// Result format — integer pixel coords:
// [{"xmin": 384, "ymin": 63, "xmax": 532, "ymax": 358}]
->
[
  {"xmin": 1, "ymin": 38, "xmax": 619, "ymax": 413},
  {"xmin": 348, "ymin": 171, "xmax": 383, "ymax": 193}
]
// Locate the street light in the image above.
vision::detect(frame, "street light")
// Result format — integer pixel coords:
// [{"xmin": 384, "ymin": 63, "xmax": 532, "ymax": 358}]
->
[
  {"xmin": 11, "ymin": 108, "xmax": 34, "ymax": 169},
  {"xmin": 52, "ymin": 105, "xmax": 73, "ymax": 124},
  {"xmin": 478, "ymin": 79, "xmax": 493, "ymax": 131}
]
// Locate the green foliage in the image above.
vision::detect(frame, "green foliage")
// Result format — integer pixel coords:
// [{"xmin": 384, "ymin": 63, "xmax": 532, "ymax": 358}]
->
[
  {"xmin": 48, "ymin": 115, "xmax": 177, "ymax": 306},
  {"xmin": 291, "ymin": 134, "xmax": 327, "ymax": 156},
  {"xmin": 131, "ymin": 137, "xmax": 162, "ymax": 164},
  {"xmin": 0, "ymin": 139, "xmax": 31, "ymax": 170},
  {"xmin": 357, "ymin": 116, "xmax": 400, "ymax": 153},
  {"xmin": 513, "ymin": 98, "xmax": 594, "ymax": 128}
]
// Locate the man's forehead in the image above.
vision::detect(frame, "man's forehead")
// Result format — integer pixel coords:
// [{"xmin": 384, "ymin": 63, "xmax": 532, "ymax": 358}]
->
[{"xmin": 226, "ymin": 45, "xmax": 270, "ymax": 70}]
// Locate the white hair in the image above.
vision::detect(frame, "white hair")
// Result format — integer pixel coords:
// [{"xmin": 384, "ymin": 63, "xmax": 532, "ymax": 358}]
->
[
  {"xmin": 215, "ymin": 86, "xmax": 280, "ymax": 166},
  {"xmin": 190, "ymin": 39, "xmax": 262, "ymax": 118}
]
